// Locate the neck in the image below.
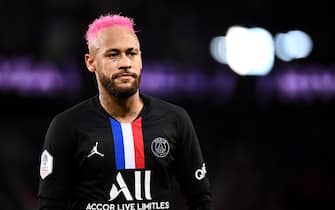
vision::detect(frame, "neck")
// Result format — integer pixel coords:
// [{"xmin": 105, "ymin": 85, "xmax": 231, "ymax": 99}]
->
[{"xmin": 99, "ymin": 91, "xmax": 143, "ymax": 123}]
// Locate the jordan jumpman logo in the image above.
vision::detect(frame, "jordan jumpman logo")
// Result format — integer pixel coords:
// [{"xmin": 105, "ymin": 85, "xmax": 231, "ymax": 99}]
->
[{"xmin": 87, "ymin": 142, "xmax": 105, "ymax": 157}]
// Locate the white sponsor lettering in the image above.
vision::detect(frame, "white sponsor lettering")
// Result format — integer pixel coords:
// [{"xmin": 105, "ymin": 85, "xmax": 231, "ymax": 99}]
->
[
  {"xmin": 86, "ymin": 203, "xmax": 115, "ymax": 210},
  {"xmin": 109, "ymin": 171, "xmax": 152, "ymax": 201},
  {"xmin": 86, "ymin": 202, "xmax": 169, "ymax": 210},
  {"xmin": 109, "ymin": 172, "xmax": 133, "ymax": 201},
  {"xmin": 137, "ymin": 201, "xmax": 170, "ymax": 210},
  {"xmin": 40, "ymin": 150, "xmax": 53, "ymax": 179},
  {"xmin": 144, "ymin": 171, "xmax": 152, "ymax": 200},
  {"xmin": 195, "ymin": 163, "xmax": 207, "ymax": 180}
]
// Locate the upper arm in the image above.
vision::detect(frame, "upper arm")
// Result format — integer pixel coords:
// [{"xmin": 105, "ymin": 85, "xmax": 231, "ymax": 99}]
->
[
  {"xmin": 37, "ymin": 114, "xmax": 76, "ymax": 209},
  {"xmin": 174, "ymin": 109, "xmax": 212, "ymax": 209}
]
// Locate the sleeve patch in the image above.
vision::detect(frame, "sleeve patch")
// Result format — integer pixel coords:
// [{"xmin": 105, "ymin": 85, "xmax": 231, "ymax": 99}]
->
[
  {"xmin": 195, "ymin": 163, "xmax": 207, "ymax": 180},
  {"xmin": 40, "ymin": 149, "xmax": 53, "ymax": 180}
]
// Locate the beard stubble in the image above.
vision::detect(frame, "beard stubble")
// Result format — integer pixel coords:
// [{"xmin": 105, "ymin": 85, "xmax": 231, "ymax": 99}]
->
[{"xmin": 99, "ymin": 71, "xmax": 141, "ymax": 99}]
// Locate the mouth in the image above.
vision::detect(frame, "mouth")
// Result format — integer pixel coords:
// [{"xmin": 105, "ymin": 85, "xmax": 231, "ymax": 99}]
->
[{"xmin": 113, "ymin": 72, "xmax": 137, "ymax": 80}]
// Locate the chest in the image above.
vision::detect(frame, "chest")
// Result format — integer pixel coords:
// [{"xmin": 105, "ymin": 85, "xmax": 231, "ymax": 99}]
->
[{"xmin": 74, "ymin": 116, "xmax": 179, "ymax": 176}]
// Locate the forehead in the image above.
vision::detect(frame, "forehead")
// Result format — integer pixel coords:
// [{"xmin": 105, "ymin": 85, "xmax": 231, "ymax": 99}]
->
[{"xmin": 95, "ymin": 26, "xmax": 140, "ymax": 49}]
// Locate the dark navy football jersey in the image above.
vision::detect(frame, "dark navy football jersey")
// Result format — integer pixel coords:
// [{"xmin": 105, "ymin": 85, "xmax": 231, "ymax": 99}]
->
[{"xmin": 38, "ymin": 94, "xmax": 212, "ymax": 210}]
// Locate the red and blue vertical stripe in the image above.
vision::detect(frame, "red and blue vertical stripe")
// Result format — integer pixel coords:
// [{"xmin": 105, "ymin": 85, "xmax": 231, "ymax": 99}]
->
[{"xmin": 110, "ymin": 117, "xmax": 145, "ymax": 170}]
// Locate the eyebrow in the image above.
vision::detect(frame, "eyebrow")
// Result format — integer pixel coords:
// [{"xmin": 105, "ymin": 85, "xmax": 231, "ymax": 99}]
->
[{"xmin": 105, "ymin": 48, "xmax": 139, "ymax": 53}]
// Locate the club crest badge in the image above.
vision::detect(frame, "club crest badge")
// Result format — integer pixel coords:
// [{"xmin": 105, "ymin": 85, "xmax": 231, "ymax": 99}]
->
[{"xmin": 151, "ymin": 137, "xmax": 170, "ymax": 158}]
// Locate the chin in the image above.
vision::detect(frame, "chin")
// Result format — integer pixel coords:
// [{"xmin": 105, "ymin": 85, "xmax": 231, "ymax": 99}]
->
[
  {"xmin": 107, "ymin": 85, "xmax": 138, "ymax": 98},
  {"xmin": 100, "ymin": 75, "xmax": 140, "ymax": 98},
  {"xmin": 115, "ymin": 89, "xmax": 138, "ymax": 98}
]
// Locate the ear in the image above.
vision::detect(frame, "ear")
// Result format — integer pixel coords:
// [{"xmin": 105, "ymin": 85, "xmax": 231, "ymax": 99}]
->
[{"xmin": 85, "ymin": 53, "xmax": 96, "ymax": 73}]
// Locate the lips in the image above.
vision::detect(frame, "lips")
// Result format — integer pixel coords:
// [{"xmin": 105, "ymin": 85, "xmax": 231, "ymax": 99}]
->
[
  {"xmin": 119, "ymin": 73, "xmax": 133, "ymax": 77},
  {"xmin": 113, "ymin": 72, "xmax": 137, "ymax": 79}
]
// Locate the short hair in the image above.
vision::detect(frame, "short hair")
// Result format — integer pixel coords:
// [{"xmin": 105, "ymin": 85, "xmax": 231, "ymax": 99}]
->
[{"xmin": 85, "ymin": 14, "xmax": 135, "ymax": 47}]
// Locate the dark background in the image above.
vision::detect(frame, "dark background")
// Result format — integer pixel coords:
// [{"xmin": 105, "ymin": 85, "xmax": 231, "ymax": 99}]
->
[{"xmin": 1, "ymin": 0, "xmax": 335, "ymax": 210}]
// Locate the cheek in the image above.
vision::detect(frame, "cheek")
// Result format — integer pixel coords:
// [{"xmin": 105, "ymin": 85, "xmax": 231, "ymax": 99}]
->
[
  {"xmin": 134, "ymin": 58, "xmax": 142, "ymax": 71},
  {"xmin": 100, "ymin": 59, "xmax": 118, "ymax": 72}
]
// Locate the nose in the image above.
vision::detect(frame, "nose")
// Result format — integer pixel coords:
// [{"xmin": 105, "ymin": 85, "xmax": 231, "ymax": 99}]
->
[{"xmin": 119, "ymin": 53, "xmax": 131, "ymax": 70}]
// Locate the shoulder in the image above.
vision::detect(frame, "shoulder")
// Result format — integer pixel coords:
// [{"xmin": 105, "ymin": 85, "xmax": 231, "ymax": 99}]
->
[
  {"xmin": 50, "ymin": 96, "xmax": 97, "ymax": 125},
  {"xmin": 142, "ymin": 94, "xmax": 190, "ymax": 119}
]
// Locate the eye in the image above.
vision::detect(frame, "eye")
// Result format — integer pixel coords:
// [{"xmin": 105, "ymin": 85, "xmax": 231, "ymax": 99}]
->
[
  {"xmin": 127, "ymin": 51, "xmax": 138, "ymax": 56},
  {"xmin": 105, "ymin": 50, "xmax": 119, "ymax": 58},
  {"xmin": 109, "ymin": 53, "xmax": 118, "ymax": 57}
]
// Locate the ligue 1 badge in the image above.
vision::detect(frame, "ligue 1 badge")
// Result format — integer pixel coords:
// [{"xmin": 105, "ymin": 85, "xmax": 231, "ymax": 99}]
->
[{"xmin": 40, "ymin": 149, "xmax": 53, "ymax": 179}]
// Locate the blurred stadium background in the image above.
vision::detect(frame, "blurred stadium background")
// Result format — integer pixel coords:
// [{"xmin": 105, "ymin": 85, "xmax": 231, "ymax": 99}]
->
[{"xmin": 1, "ymin": 0, "xmax": 335, "ymax": 210}]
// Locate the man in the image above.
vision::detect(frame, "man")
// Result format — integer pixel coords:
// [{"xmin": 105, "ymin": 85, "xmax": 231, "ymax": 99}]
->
[{"xmin": 38, "ymin": 14, "xmax": 212, "ymax": 210}]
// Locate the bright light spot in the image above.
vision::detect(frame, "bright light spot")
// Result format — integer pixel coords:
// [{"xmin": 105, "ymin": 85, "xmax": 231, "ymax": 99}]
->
[
  {"xmin": 210, "ymin": 26, "xmax": 314, "ymax": 76},
  {"xmin": 209, "ymin": 36, "xmax": 227, "ymax": 64},
  {"xmin": 275, "ymin": 30, "xmax": 313, "ymax": 61},
  {"xmin": 274, "ymin": 33, "xmax": 290, "ymax": 61},
  {"xmin": 225, "ymin": 26, "xmax": 250, "ymax": 75},
  {"xmin": 247, "ymin": 27, "xmax": 275, "ymax": 75},
  {"xmin": 225, "ymin": 26, "xmax": 274, "ymax": 76}
]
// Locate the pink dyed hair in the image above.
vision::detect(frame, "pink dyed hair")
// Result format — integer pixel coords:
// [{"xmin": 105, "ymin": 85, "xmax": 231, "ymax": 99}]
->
[{"xmin": 85, "ymin": 14, "xmax": 135, "ymax": 47}]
